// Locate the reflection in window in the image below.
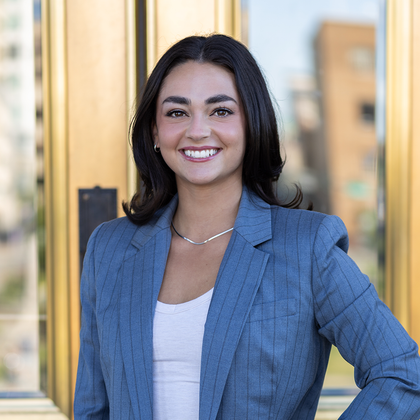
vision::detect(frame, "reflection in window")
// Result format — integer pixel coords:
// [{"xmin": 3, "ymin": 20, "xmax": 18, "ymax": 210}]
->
[
  {"xmin": 360, "ymin": 103, "xmax": 375, "ymax": 123},
  {"xmin": 314, "ymin": 21, "xmax": 377, "ymax": 255},
  {"xmin": 244, "ymin": 0, "xmax": 382, "ymax": 398},
  {"xmin": 0, "ymin": 0, "xmax": 45, "ymax": 394},
  {"xmin": 349, "ymin": 46, "xmax": 375, "ymax": 72}
]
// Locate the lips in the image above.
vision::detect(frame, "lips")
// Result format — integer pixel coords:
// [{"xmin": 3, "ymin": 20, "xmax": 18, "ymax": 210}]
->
[{"xmin": 182, "ymin": 148, "xmax": 219, "ymax": 158}]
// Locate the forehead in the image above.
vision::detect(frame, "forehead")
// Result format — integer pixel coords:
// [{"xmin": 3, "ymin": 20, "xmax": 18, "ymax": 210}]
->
[{"xmin": 158, "ymin": 61, "xmax": 238, "ymax": 99}]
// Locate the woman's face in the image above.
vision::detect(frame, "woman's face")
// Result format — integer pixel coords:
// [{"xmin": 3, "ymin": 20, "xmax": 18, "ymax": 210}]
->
[{"xmin": 154, "ymin": 61, "xmax": 246, "ymax": 191}]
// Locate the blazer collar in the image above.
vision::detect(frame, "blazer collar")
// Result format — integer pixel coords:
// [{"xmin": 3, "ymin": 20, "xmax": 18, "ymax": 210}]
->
[
  {"xmin": 130, "ymin": 195, "xmax": 178, "ymax": 249},
  {"xmin": 233, "ymin": 187, "xmax": 272, "ymax": 246},
  {"xmin": 130, "ymin": 186, "xmax": 272, "ymax": 249}
]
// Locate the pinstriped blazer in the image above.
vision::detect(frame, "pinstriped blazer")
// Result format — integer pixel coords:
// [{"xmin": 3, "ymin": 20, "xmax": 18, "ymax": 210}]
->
[{"xmin": 74, "ymin": 187, "xmax": 420, "ymax": 419}]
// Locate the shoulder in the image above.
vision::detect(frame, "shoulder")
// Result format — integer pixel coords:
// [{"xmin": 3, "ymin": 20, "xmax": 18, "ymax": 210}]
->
[
  {"xmin": 82, "ymin": 216, "xmax": 159, "ymax": 283},
  {"xmin": 89, "ymin": 216, "xmax": 138, "ymax": 250},
  {"xmin": 269, "ymin": 206, "xmax": 349, "ymax": 253},
  {"xmin": 269, "ymin": 205, "xmax": 326, "ymax": 238},
  {"xmin": 84, "ymin": 216, "xmax": 146, "ymax": 270}
]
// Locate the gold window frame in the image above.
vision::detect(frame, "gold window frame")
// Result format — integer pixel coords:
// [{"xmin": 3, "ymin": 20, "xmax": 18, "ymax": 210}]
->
[
  {"xmin": 41, "ymin": 0, "xmax": 71, "ymax": 414},
  {"xmin": 385, "ymin": 0, "xmax": 420, "ymax": 345}
]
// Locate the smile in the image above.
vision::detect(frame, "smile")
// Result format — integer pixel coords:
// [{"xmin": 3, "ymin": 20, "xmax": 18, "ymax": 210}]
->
[{"xmin": 182, "ymin": 149, "xmax": 219, "ymax": 158}]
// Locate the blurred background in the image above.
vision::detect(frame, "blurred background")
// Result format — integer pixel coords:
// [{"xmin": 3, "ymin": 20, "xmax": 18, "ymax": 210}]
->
[
  {"xmin": 0, "ymin": 0, "xmax": 45, "ymax": 396},
  {"xmin": 0, "ymin": 0, "xmax": 419, "ymax": 418}
]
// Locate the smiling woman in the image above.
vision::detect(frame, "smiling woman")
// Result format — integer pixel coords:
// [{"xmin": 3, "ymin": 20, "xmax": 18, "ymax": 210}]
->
[
  {"xmin": 122, "ymin": 35, "xmax": 295, "ymax": 227},
  {"xmin": 74, "ymin": 34, "xmax": 420, "ymax": 420}
]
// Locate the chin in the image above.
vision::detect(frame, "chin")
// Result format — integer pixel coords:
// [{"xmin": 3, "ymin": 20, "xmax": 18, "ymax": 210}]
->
[
  {"xmin": 176, "ymin": 168, "xmax": 243, "ymax": 189},
  {"xmin": 178, "ymin": 173, "xmax": 219, "ymax": 186}
]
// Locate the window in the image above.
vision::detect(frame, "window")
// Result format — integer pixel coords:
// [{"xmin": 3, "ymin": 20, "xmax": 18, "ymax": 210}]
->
[
  {"xmin": 361, "ymin": 103, "xmax": 375, "ymax": 123},
  {"xmin": 349, "ymin": 46, "xmax": 375, "ymax": 72}
]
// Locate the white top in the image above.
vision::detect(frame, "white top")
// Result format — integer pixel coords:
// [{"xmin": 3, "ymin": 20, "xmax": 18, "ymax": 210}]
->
[{"xmin": 153, "ymin": 288, "xmax": 214, "ymax": 420}]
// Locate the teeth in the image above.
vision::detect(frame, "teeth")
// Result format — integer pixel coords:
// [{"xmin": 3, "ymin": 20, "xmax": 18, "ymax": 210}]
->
[{"xmin": 184, "ymin": 149, "xmax": 218, "ymax": 158}]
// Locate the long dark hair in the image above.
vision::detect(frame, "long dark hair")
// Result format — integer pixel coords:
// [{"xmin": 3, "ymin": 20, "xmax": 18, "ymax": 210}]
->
[{"xmin": 123, "ymin": 34, "xmax": 305, "ymax": 225}]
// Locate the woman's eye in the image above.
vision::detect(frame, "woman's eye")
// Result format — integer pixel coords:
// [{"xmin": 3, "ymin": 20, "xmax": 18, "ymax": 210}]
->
[
  {"xmin": 167, "ymin": 110, "xmax": 186, "ymax": 118},
  {"xmin": 213, "ymin": 108, "xmax": 232, "ymax": 117}
]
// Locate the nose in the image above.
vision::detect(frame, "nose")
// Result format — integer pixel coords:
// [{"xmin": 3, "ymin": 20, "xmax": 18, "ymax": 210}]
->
[{"xmin": 185, "ymin": 115, "xmax": 210, "ymax": 141}]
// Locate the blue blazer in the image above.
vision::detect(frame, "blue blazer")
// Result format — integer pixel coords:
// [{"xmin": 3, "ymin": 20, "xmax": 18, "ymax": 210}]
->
[{"xmin": 74, "ymin": 187, "xmax": 420, "ymax": 419}]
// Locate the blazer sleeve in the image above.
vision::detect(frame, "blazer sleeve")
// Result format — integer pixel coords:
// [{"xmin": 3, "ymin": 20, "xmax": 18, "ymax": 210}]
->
[
  {"xmin": 74, "ymin": 224, "xmax": 109, "ymax": 419},
  {"xmin": 312, "ymin": 215, "xmax": 420, "ymax": 419}
]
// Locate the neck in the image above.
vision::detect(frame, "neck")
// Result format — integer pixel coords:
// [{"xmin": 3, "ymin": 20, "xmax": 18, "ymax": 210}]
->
[{"xmin": 173, "ymin": 180, "xmax": 242, "ymax": 240}]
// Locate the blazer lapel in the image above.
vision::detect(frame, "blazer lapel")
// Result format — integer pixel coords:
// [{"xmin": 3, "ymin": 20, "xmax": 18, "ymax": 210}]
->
[
  {"xmin": 199, "ymin": 188, "xmax": 272, "ymax": 420},
  {"xmin": 119, "ymin": 197, "xmax": 177, "ymax": 419}
]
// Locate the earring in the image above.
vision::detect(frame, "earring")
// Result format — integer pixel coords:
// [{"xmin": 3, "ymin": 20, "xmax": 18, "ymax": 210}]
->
[{"xmin": 154, "ymin": 144, "xmax": 160, "ymax": 153}]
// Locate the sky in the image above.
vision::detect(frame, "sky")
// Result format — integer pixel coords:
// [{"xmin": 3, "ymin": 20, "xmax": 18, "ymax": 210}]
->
[{"xmin": 246, "ymin": 0, "xmax": 384, "ymax": 123}]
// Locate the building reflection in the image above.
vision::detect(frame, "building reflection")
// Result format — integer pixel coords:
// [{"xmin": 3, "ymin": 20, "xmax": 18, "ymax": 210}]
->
[{"xmin": 290, "ymin": 22, "xmax": 378, "ymax": 289}]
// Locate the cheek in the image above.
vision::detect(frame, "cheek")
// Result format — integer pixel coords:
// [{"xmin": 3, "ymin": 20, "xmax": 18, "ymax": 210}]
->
[
  {"xmin": 159, "ymin": 148, "xmax": 180, "ymax": 175},
  {"xmin": 231, "ymin": 127, "xmax": 246, "ymax": 154},
  {"xmin": 156, "ymin": 121, "xmax": 184, "ymax": 146},
  {"xmin": 157, "ymin": 128, "xmax": 174, "ymax": 147},
  {"xmin": 219, "ymin": 121, "xmax": 245, "ymax": 143}
]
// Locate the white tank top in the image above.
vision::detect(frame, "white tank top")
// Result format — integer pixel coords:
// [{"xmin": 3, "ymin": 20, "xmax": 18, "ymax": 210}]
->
[{"xmin": 153, "ymin": 288, "xmax": 214, "ymax": 420}]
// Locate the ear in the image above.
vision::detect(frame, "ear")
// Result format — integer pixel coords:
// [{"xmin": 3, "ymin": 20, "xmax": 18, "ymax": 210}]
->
[
  {"xmin": 152, "ymin": 121, "xmax": 158, "ymax": 138},
  {"xmin": 152, "ymin": 122, "xmax": 160, "ymax": 147}
]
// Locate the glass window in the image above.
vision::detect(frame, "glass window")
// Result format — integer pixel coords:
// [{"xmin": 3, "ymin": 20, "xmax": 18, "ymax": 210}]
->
[
  {"xmin": 242, "ymin": 0, "xmax": 384, "ymax": 397},
  {"xmin": 0, "ymin": 0, "xmax": 45, "ymax": 396},
  {"xmin": 360, "ymin": 103, "xmax": 375, "ymax": 123}
]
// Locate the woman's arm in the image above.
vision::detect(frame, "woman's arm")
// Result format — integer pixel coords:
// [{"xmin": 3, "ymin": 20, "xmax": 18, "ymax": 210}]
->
[
  {"xmin": 312, "ymin": 215, "xmax": 420, "ymax": 419},
  {"xmin": 74, "ymin": 224, "xmax": 109, "ymax": 419}
]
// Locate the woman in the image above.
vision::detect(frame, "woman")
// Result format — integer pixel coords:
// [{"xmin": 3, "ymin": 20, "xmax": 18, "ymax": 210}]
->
[{"xmin": 74, "ymin": 34, "xmax": 420, "ymax": 419}]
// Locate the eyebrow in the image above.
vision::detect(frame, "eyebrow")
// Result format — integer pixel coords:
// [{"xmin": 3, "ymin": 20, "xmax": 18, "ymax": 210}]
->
[
  {"xmin": 161, "ymin": 94, "xmax": 237, "ymax": 106},
  {"xmin": 162, "ymin": 96, "xmax": 191, "ymax": 105},
  {"xmin": 205, "ymin": 94, "xmax": 237, "ymax": 105}
]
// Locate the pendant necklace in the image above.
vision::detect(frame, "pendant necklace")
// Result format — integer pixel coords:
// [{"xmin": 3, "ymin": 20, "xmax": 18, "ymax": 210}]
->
[{"xmin": 171, "ymin": 222, "xmax": 234, "ymax": 245}]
